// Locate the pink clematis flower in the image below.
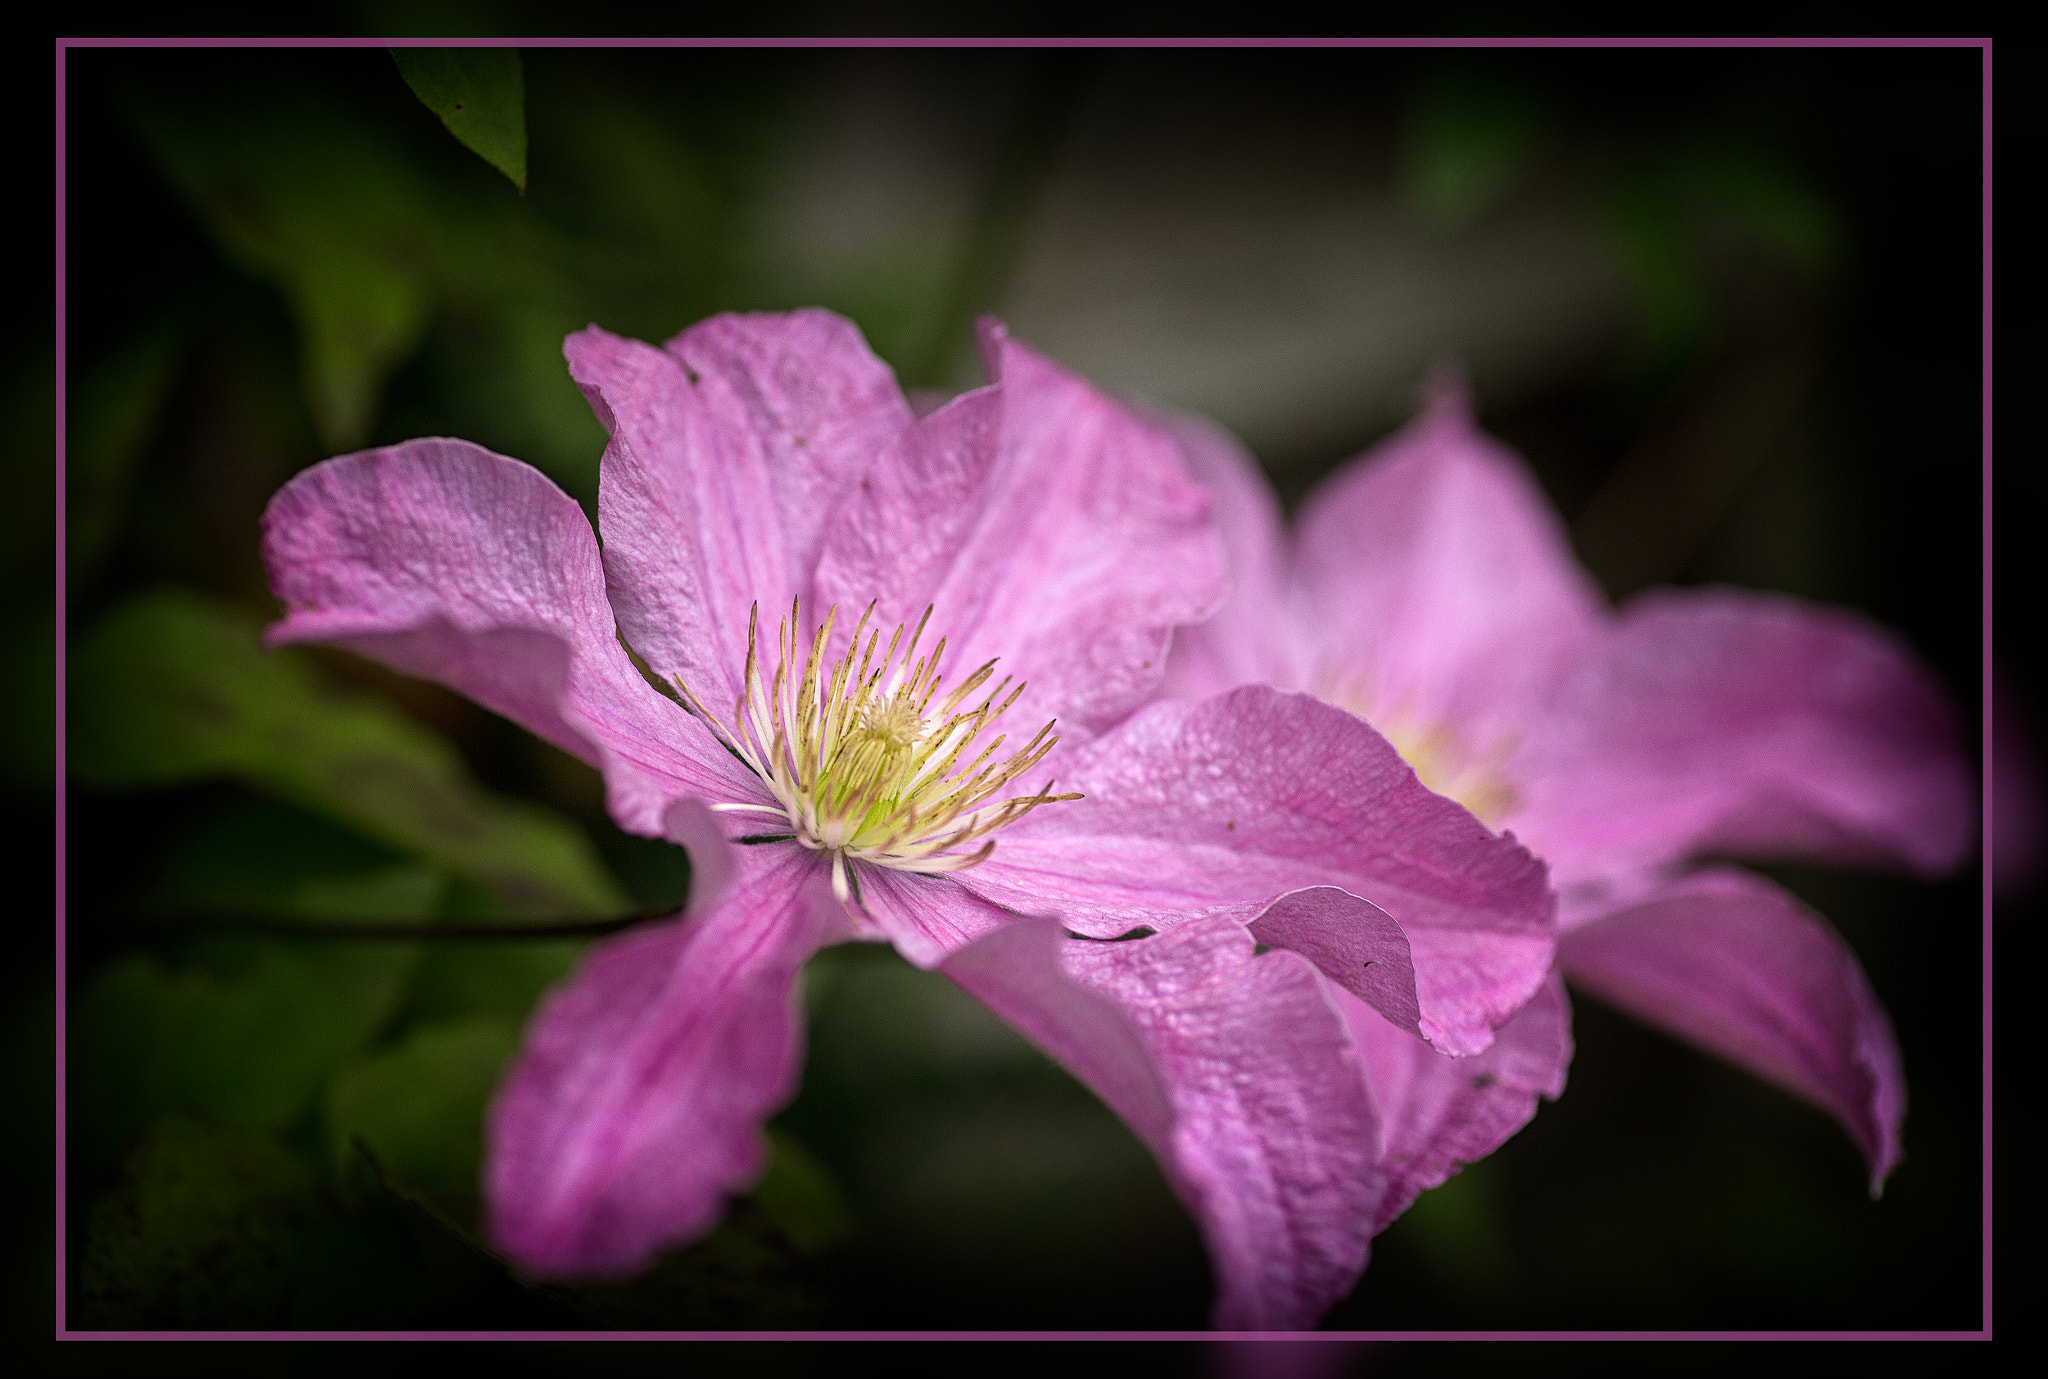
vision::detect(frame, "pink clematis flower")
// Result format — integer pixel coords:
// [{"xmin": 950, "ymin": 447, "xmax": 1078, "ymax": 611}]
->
[
  {"xmin": 1163, "ymin": 376, "xmax": 1975, "ymax": 1191},
  {"xmin": 260, "ymin": 311, "xmax": 1560, "ymax": 1329}
]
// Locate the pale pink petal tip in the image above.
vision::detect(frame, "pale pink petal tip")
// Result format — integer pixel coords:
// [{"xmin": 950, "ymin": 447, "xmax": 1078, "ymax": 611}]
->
[
  {"xmin": 1558, "ymin": 868, "xmax": 1905, "ymax": 1191},
  {"xmin": 945, "ymin": 915, "xmax": 1380, "ymax": 1331},
  {"xmin": 1520, "ymin": 587, "xmax": 1975, "ymax": 884},
  {"xmin": 484, "ymin": 855, "xmax": 843, "ymax": 1275}
]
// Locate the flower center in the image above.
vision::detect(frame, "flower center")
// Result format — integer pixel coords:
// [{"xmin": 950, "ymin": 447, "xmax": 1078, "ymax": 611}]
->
[
  {"xmin": 1309, "ymin": 671, "xmax": 1519, "ymax": 829},
  {"xmin": 674, "ymin": 600, "xmax": 1080, "ymax": 906}
]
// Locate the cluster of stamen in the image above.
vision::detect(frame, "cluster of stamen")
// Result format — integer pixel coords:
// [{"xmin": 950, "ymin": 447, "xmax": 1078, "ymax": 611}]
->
[{"xmin": 674, "ymin": 600, "xmax": 1079, "ymax": 906}]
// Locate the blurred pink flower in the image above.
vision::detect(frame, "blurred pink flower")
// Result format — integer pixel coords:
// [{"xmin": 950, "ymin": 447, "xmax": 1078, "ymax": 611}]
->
[
  {"xmin": 1163, "ymin": 377, "xmax": 1974, "ymax": 1192},
  {"xmin": 261, "ymin": 311, "xmax": 1558, "ymax": 1328}
]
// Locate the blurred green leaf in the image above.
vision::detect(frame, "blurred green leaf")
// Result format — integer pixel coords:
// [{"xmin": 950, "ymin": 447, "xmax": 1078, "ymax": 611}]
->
[
  {"xmin": 66, "ymin": 325, "xmax": 184, "ymax": 586},
  {"xmin": 69, "ymin": 588, "xmax": 630, "ymax": 917},
  {"xmin": 1390, "ymin": 1155, "xmax": 1515, "ymax": 1296},
  {"xmin": 554, "ymin": 1198, "xmax": 832, "ymax": 1327},
  {"xmin": 325, "ymin": 1016, "xmax": 520, "ymax": 1219},
  {"xmin": 392, "ymin": 48, "xmax": 528, "ymax": 193},
  {"xmin": 1605, "ymin": 139, "xmax": 1841, "ymax": 375},
  {"xmin": 404, "ymin": 297, "xmax": 609, "ymax": 506},
  {"xmin": 401, "ymin": 941, "xmax": 581, "ymax": 1026},
  {"xmin": 1400, "ymin": 68, "xmax": 1548, "ymax": 229},
  {"xmin": 79, "ymin": 1114, "xmax": 322, "ymax": 1329},
  {"xmin": 73, "ymin": 939, "xmax": 417, "ymax": 1171},
  {"xmin": 754, "ymin": 1130, "xmax": 855, "ymax": 1257},
  {"xmin": 1606, "ymin": 175, "xmax": 1709, "ymax": 373},
  {"xmin": 127, "ymin": 87, "xmax": 441, "ymax": 450},
  {"xmin": 1676, "ymin": 141, "xmax": 1842, "ymax": 280},
  {"xmin": 153, "ymin": 795, "xmax": 441, "ymax": 922}
]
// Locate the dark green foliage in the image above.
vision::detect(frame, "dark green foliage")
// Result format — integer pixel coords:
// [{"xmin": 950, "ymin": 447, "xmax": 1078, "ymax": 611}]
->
[
  {"xmin": 70, "ymin": 589, "xmax": 628, "ymax": 918},
  {"xmin": 79, "ymin": 1115, "xmax": 322, "ymax": 1329},
  {"xmin": 552, "ymin": 1200, "xmax": 835, "ymax": 1329},
  {"xmin": 52, "ymin": 43, "xmax": 1985, "ymax": 1333},
  {"xmin": 392, "ymin": 48, "xmax": 528, "ymax": 193},
  {"xmin": 325, "ymin": 1016, "xmax": 520, "ymax": 1222},
  {"xmin": 72, "ymin": 938, "xmax": 418, "ymax": 1176}
]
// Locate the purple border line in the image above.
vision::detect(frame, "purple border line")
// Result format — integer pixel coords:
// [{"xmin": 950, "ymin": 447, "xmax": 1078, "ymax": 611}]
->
[
  {"xmin": 48, "ymin": 34, "xmax": 1990, "ymax": 1344},
  {"xmin": 1978, "ymin": 38, "xmax": 1994, "ymax": 1345},
  {"xmin": 57, "ymin": 1329, "xmax": 1999, "ymax": 1342},
  {"xmin": 53, "ymin": 34, "xmax": 70, "ymax": 1345},
  {"xmin": 57, "ymin": 36, "xmax": 1991, "ymax": 51}
]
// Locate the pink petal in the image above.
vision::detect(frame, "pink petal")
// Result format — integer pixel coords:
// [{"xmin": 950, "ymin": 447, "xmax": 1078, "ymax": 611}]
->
[
  {"xmin": 1556, "ymin": 866, "xmax": 1905, "ymax": 1190},
  {"xmin": 483, "ymin": 849, "xmax": 849, "ymax": 1275},
  {"xmin": 1343, "ymin": 973, "xmax": 1572, "ymax": 1233},
  {"xmin": 1289, "ymin": 376, "xmax": 1603, "ymax": 734},
  {"xmin": 568, "ymin": 312, "xmax": 913, "ymax": 712},
  {"xmin": 1153, "ymin": 408, "xmax": 1297, "ymax": 701},
  {"xmin": 964, "ymin": 686, "xmax": 1555, "ymax": 1056},
  {"xmin": 810, "ymin": 378, "xmax": 1004, "ymax": 639},
  {"xmin": 944, "ymin": 914, "xmax": 1381, "ymax": 1331},
  {"xmin": 668, "ymin": 311, "xmax": 917, "ymax": 588},
  {"xmin": 261, "ymin": 439, "xmax": 753, "ymax": 836},
  {"xmin": 861, "ymin": 861, "xmax": 1426, "ymax": 1042},
  {"xmin": 1514, "ymin": 587, "xmax": 1975, "ymax": 883},
  {"xmin": 812, "ymin": 319, "xmax": 1225, "ymax": 739},
  {"xmin": 939, "ymin": 917, "xmax": 1176, "ymax": 1158},
  {"xmin": 1247, "ymin": 887, "xmax": 1422, "ymax": 1039},
  {"xmin": 840, "ymin": 863, "xmax": 1011, "ymax": 972}
]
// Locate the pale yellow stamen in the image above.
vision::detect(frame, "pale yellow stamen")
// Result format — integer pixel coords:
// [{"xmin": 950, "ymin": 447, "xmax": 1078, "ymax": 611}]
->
[
  {"xmin": 673, "ymin": 600, "xmax": 1081, "ymax": 907},
  {"xmin": 1310, "ymin": 668, "xmax": 1519, "ymax": 828}
]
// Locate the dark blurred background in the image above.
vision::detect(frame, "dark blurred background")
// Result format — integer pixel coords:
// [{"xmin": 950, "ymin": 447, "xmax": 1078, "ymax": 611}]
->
[{"xmin": 15, "ymin": 35, "xmax": 1995, "ymax": 1352}]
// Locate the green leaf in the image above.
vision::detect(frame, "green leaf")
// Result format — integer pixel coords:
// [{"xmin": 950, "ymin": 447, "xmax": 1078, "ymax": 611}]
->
[
  {"xmin": 1670, "ymin": 141, "xmax": 1843, "ymax": 281},
  {"xmin": 554, "ymin": 1198, "xmax": 833, "ymax": 1328},
  {"xmin": 1399, "ymin": 68, "xmax": 1548, "ymax": 229},
  {"xmin": 401, "ymin": 940, "xmax": 582, "ymax": 1026},
  {"xmin": 69, "ymin": 589, "xmax": 630, "ymax": 917},
  {"xmin": 325, "ymin": 1017, "xmax": 520, "ymax": 1220},
  {"xmin": 72, "ymin": 938, "xmax": 418, "ymax": 1173},
  {"xmin": 125, "ymin": 86, "xmax": 441, "ymax": 449},
  {"xmin": 66, "ymin": 324, "xmax": 185, "ymax": 586},
  {"xmin": 392, "ymin": 48, "xmax": 528, "ymax": 193},
  {"xmin": 79, "ymin": 1115, "xmax": 323, "ymax": 1329},
  {"xmin": 753, "ymin": 1130, "xmax": 855, "ymax": 1257},
  {"xmin": 152, "ymin": 796, "xmax": 444, "ymax": 923},
  {"xmin": 1606, "ymin": 175, "xmax": 1710, "ymax": 373},
  {"xmin": 1387, "ymin": 1154, "xmax": 1515, "ymax": 1296}
]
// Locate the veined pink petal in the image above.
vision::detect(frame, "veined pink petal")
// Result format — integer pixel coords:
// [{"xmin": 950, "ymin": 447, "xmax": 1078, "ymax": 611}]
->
[
  {"xmin": 842, "ymin": 863, "xmax": 1012, "ymax": 972},
  {"xmin": 944, "ymin": 915, "xmax": 1381, "ymax": 1331},
  {"xmin": 1513, "ymin": 587, "xmax": 1975, "ymax": 884},
  {"xmin": 1155, "ymin": 408, "xmax": 1297, "ymax": 701},
  {"xmin": 964, "ymin": 686, "xmax": 1555, "ymax": 1056},
  {"xmin": 1557, "ymin": 866, "xmax": 1905, "ymax": 1191},
  {"xmin": 484, "ymin": 849, "xmax": 849, "ymax": 1276},
  {"xmin": 667, "ymin": 311, "xmax": 917, "ymax": 589},
  {"xmin": 938, "ymin": 917, "xmax": 1176, "ymax": 1156},
  {"xmin": 1289, "ymin": 377, "xmax": 1603, "ymax": 734},
  {"xmin": 1246, "ymin": 887, "xmax": 1423, "ymax": 1040},
  {"xmin": 817, "ymin": 319, "xmax": 1225, "ymax": 739},
  {"xmin": 811, "ymin": 378, "xmax": 1004, "ymax": 641},
  {"xmin": 260, "ymin": 439, "xmax": 755, "ymax": 836},
  {"xmin": 862, "ymin": 859, "xmax": 1427, "ymax": 1041},
  {"xmin": 1344, "ymin": 973, "xmax": 1572, "ymax": 1233},
  {"xmin": 569, "ymin": 312, "xmax": 913, "ymax": 712}
]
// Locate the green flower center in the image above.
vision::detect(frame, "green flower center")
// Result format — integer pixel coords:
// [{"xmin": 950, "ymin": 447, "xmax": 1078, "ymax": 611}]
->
[{"xmin": 676, "ymin": 601, "xmax": 1080, "ymax": 906}]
